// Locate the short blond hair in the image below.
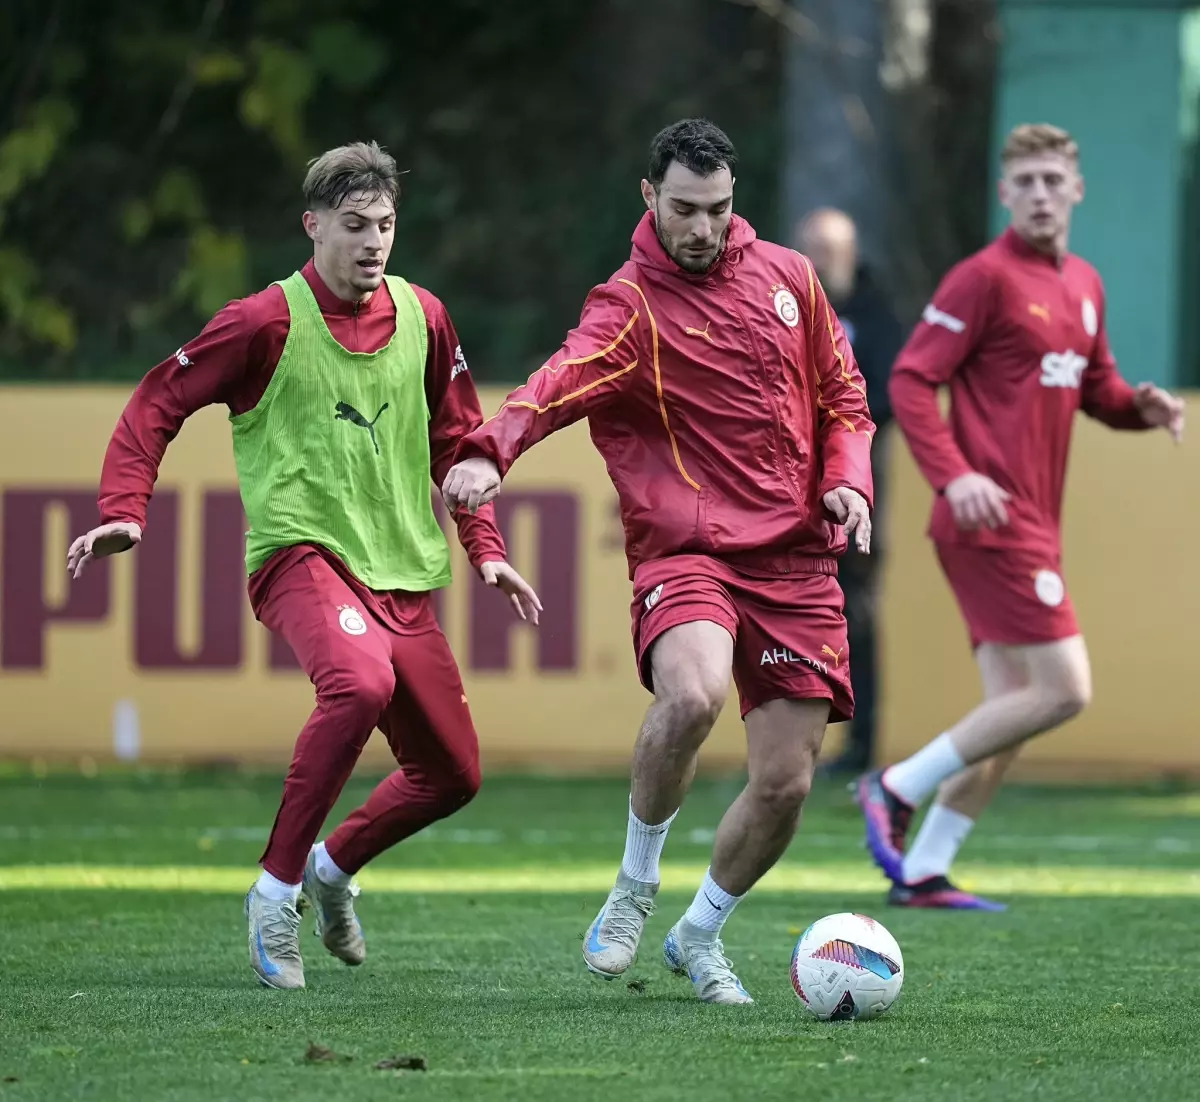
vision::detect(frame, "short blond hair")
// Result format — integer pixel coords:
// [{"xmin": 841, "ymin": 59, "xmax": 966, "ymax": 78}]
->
[
  {"xmin": 303, "ymin": 141, "xmax": 400, "ymax": 211},
  {"xmin": 1001, "ymin": 123, "xmax": 1079, "ymax": 165}
]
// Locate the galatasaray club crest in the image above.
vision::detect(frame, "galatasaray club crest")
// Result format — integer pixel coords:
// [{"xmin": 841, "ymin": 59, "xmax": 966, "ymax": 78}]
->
[
  {"xmin": 338, "ymin": 604, "xmax": 368, "ymax": 635},
  {"xmin": 1081, "ymin": 297, "xmax": 1098, "ymax": 337},
  {"xmin": 771, "ymin": 284, "xmax": 800, "ymax": 328},
  {"xmin": 1033, "ymin": 570, "xmax": 1065, "ymax": 608}
]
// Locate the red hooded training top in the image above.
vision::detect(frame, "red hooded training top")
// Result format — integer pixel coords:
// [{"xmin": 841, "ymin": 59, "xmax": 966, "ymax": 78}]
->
[
  {"xmin": 888, "ymin": 227, "xmax": 1147, "ymax": 556},
  {"xmin": 456, "ymin": 212, "xmax": 875, "ymax": 578}
]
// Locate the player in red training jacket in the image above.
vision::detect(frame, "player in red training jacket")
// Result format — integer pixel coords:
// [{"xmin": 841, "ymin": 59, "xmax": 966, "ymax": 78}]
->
[
  {"xmin": 443, "ymin": 119, "xmax": 875, "ymax": 1004},
  {"xmin": 857, "ymin": 124, "xmax": 1185, "ymax": 910},
  {"xmin": 66, "ymin": 142, "xmax": 541, "ymax": 989}
]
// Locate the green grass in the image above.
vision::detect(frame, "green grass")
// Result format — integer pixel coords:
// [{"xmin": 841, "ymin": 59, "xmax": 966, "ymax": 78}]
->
[{"xmin": 1, "ymin": 767, "xmax": 1199, "ymax": 1100}]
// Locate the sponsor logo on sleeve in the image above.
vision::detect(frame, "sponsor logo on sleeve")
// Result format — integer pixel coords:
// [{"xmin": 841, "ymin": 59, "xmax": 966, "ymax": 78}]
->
[{"xmin": 921, "ymin": 303, "xmax": 966, "ymax": 333}]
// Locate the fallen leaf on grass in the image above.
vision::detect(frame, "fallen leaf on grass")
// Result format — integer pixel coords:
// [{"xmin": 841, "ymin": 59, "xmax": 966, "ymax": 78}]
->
[
  {"xmin": 305, "ymin": 1042, "xmax": 353, "ymax": 1064},
  {"xmin": 374, "ymin": 1055, "xmax": 427, "ymax": 1072},
  {"xmin": 627, "ymin": 980, "xmax": 647, "ymax": 994},
  {"xmin": 69, "ymin": 992, "xmax": 85, "ymax": 1000}
]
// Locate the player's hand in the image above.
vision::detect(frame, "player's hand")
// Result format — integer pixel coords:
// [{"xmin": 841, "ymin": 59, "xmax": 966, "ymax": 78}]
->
[
  {"xmin": 1133, "ymin": 382, "xmax": 1185, "ymax": 443},
  {"xmin": 442, "ymin": 457, "xmax": 502, "ymax": 515},
  {"xmin": 480, "ymin": 561, "xmax": 542, "ymax": 625},
  {"xmin": 945, "ymin": 472, "xmax": 1010, "ymax": 531},
  {"xmin": 66, "ymin": 522, "xmax": 142, "ymax": 579},
  {"xmin": 823, "ymin": 487, "xmax": 871, "ymax": 553}
]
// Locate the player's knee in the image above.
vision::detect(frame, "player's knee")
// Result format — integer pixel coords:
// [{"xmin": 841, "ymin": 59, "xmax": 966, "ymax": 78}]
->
[
  {"xmin": 443, "ymin": 758, "xmax": 482, "ymax": 807},
  {"xmin": 1056, "ymin": 680, "xmax": 1091, "ymax": 722},
  {"xmin": 331, "ymin": 663, "xmax": 396, "ymax": 725},
  {"xmin": 1041, "ymin": 675, "xmax": 1091, "ymax": 726},
  {"xmin": 660, "ymin": 682, "xmax": 725, "ymax": 738},
  {"xmin": 753, "ymin": 770, "xmax": 812, "ymax": 818}
]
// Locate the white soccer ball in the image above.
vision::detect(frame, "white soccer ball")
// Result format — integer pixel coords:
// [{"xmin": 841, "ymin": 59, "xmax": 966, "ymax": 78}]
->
[{"xmin": 790, "ymin": 912, "xmax": 904, "ymax": 1021}]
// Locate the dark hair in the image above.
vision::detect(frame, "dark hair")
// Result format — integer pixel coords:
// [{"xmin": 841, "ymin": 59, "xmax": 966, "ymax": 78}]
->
[
  {"xmin": 647, "ymin": 119, "xmax": 737, "ymax": 188},
  {"xmin": 303, "ymin": 140, "xmax": 401, "ymax": 210}
]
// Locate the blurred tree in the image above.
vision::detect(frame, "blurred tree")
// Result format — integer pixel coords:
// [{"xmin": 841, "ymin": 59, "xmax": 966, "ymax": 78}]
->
[
  {"xmin": 884, "ymin": 0, "xmax": 999, "ymax": 319},
  {"xmin": 0, "ymin": 0, "xmax": 783, "ymax": 382},
  {"xmin": 774, "ymin": 0, "xmax": 997, "ymax": 324}
]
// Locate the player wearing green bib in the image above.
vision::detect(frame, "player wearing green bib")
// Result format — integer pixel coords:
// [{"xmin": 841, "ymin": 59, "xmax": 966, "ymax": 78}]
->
[{"xmin": 70, "ymin": 142, "xmax": 542, "ymax": 989}]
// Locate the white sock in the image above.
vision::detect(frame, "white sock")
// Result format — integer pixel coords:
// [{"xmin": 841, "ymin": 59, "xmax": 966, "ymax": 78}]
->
[
  {"xmin": 313, "ymin": 842, "xmax": 352, "ymax": 888},
  {"xmin": 255, "ymin": 870, "xmax": 300, "ymax": 902},
  {"xmin": 620, "ymin": 798, "xmax": 676, "ymax": 884},
  {"xmin": 683, "ymin": 868, "xmax": 743, "ymax": 934},
  {"xmin": 883, "ymin": 732, "xmax": 966, "ymax": 807},
  {"xmin": 902, "ymin": 805, "xmax": 976, "ymax": 884}
]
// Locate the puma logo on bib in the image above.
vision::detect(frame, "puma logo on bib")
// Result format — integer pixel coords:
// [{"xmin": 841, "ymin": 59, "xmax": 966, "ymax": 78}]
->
[{"xmin": 335, "ymin": 401, "xmax": 389, "ymax": 455}]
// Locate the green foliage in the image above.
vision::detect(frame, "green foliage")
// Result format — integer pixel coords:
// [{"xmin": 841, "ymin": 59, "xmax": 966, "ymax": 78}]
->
[
  {"xmin": 0, "ymin": 98, "xmax": 77, "ymax": 206},
  {"xmin": 175, "ymin": 226, "xmax": 251, "ymax": 317},
  {"xmin": 0, "ymin": 97, "xmax": 79, "ymax": 353},
  {"xmin": 0, "ymin": 1, "xmax": 783, "ymax": 380},
  {"xmin": 239, "ymin": 40, "xmax": 317, "ymax": 164}
]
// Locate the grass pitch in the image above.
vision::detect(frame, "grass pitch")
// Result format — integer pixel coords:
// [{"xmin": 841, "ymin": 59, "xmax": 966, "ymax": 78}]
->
[{"xmin": 1, "ymin": 766, "xmax": 1198, "ymax": 1100}]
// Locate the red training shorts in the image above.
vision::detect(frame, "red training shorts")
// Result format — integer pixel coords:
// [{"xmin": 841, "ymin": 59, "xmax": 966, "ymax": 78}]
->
[
  {"xmin": 936, "ymin": 543, "xmax": 1080, "ymax": 651},
  {"xmin": 630, "ymin": 553, "xmax": 853, "ymax": 722}
]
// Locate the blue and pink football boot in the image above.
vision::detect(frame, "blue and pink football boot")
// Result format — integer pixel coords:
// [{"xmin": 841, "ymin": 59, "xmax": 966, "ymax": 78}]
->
[{"xmin": 856, "ymin": 769, "xmax": 1007, "ymax": 912}]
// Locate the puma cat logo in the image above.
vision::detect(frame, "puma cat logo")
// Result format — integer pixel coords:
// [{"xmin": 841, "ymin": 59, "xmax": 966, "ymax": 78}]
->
[{"xmin": 334, "ymin": 401, "xmax": 389, "ymax": 455}]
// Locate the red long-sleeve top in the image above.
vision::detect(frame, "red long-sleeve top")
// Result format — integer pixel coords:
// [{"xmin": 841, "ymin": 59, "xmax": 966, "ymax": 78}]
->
[
  {"xmin": 889, "ymin": 227, "xmax": 1147, "ymax": 555},
  {"xmin": 97, "ymin": 259, "xmax": 506, "ymax": 627}
]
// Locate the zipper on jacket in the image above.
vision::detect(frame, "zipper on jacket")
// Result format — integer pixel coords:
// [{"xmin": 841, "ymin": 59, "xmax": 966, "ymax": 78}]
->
[{"xmin": 720, "ymin": 288, "xmax": 804, "ymax": 508}]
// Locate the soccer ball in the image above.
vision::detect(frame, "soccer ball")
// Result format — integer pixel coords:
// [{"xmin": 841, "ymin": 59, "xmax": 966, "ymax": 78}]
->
[{"xmin": 790, "ymin": 912, "xmax": 904, "ymax": 1021}]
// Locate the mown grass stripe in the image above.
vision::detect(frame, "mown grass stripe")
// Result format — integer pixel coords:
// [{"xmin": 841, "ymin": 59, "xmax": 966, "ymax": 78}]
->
[{"xmin": 2, "ymin": 862, "xmax": 1198, "ymax": 896}]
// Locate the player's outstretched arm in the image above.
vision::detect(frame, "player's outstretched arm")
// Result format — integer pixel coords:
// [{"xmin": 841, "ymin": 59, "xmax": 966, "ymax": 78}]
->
[
  {"xmin": 68, "ymin": 301, "xmax": 251, "ymax": 578},
  {"xmin": 801, "ymin": 258, "xmax": 876, "ymax": 552},
  {"xmin": 442, "ymin": 282, "xmax": 644, "ymax": 514},
  {"xmin": 420, "ymin": 291, "xmax": 509, "ymax": 555},
  {"xmin": 418, "ymin": 291, "xmax": 541, "ymax": 622}
]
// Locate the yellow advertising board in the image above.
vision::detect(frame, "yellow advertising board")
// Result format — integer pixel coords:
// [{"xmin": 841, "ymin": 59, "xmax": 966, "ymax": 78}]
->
[{"xmin": 0, "ymin": 385, "xmax": 1196, "ymax": 777}]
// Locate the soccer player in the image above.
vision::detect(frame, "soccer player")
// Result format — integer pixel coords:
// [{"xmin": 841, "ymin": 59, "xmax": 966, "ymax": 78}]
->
[
  {"xmin": 442, "ymin": 119, "xmax": 874, "ymax": 1004},
  {"xmin": 857, "ymin": 124, "xmax": 1185, "ymax": 910},
  {"xmin": 66, "ymin": 141, "xmax": 542, "ymax": 988}
]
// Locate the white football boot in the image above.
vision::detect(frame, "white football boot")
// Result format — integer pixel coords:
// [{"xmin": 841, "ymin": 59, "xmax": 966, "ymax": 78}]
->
[
  {"xmin": 582, "ymin": 871, "xmax": 658, "ymax": 978},
  {"xmin": 299, "ymin": 847, "xmax": 366, "ymax": 966},
  {"xmin": 663, "ymin": 917, "xmax": 754, "ymax": 1004},
  {"xmin": 245, "ymin": 885, "xmax": 304, "ymax": 989}
]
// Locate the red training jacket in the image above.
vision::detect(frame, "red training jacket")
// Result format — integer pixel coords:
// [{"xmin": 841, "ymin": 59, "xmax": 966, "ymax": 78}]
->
[
  {"xmin": 97, "ymin": 260, "xmax": 506, "ymax": 623},
  {"xmin": 457, "ymin": 212, "xmax": 875, "ymax": 578},
  {"xmin": 889, "ymin": 227, "xmax": 1147, "ymax": 555}
]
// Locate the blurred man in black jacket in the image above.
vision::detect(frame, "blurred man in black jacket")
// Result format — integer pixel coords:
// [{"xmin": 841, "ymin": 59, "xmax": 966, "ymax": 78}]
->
[{"xmin": 796, "ymin": 208, "xmax": 903, "ymax": 773}]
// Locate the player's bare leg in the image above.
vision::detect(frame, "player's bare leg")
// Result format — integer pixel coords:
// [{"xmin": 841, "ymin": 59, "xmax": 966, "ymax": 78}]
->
[
  {"xmin": 710, "ymin": 698, "xmax": 828, "ymax": 893},
  {"xmin": 890, "ymin": 647, "xmax": 1024, "ymax": 910},
  {"xmin": 861, "ymin": 637, "xmax": 1090, "ymax": 901},
  {"xmin": 582, "ymin": 621, "xmax": 732, "ymax": 979},
  {"xmin": 666, "ymin": 698, "xmax": 829, "ymax": 1004}
]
